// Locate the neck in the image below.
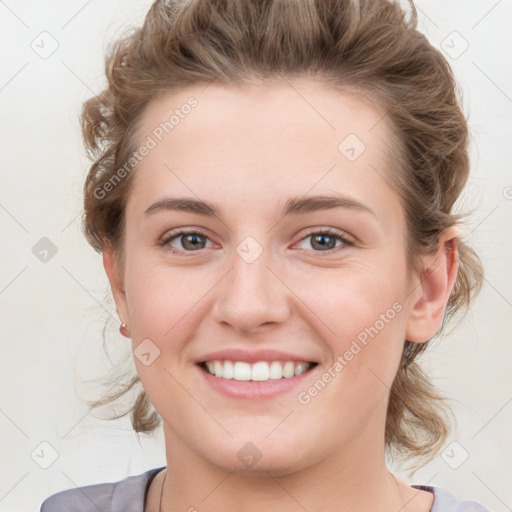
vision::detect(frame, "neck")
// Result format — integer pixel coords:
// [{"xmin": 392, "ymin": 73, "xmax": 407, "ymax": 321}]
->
[{"xmin": 156, "ymin": 423, "xmax": 428, "ymax": 512}]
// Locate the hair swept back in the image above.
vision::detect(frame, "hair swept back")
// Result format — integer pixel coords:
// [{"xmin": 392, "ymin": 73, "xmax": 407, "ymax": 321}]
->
[{"xmin": 80, "ymin": 0, "xmax": 483, "ymax": 471}]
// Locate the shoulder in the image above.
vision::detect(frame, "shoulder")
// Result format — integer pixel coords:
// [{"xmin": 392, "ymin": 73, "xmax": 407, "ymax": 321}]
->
[
  {"xmin": 39, "ymin": 467, "xmax": 165, "ymax": 512},
  {"xmin": 412, "ymin": 484, "xmax": 491, "ymax": 512}
]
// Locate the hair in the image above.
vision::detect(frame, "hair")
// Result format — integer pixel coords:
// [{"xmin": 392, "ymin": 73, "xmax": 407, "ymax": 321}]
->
[{"xmin": 80, "ymin": 0, "xmax": 483, "ymax": 470}]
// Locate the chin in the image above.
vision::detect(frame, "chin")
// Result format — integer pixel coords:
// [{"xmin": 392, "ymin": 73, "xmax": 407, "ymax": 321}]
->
[{"xmin": 196, "ymin": 432, "xmax": 317, "ymax": 476}]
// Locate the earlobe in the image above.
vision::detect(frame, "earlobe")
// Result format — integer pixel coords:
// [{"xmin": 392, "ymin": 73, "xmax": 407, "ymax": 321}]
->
[
  {"xmin": 405, "ymin": 227, "xmax": 460, "ymax": 343},
  {"xmin": 102, "ymin": 242, "xmax": 129, "ymax": 327}
]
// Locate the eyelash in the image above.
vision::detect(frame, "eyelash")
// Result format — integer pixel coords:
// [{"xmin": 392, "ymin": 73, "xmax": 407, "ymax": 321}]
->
[{"xmin": 158, "ymin": 228, "xmax": 355, "ymax": 256}]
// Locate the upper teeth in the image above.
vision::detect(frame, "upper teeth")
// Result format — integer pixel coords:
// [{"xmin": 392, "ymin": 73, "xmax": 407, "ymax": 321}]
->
[{"xmin": 204, "ymin": 360, "xmax": 312, "ymax": 381}]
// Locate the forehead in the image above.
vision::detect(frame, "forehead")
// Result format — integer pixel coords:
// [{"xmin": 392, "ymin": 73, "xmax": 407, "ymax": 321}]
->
[{"xmin": 127, "ymin": 78, "xmax": 400, "ymax": 222}]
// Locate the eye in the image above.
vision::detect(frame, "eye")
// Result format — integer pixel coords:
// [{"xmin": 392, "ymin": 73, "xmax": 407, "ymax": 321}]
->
[
  {"xmin": 158, "ymin": 228, "xmax": 354, "ymax": 255},
  {"xmin": 295, "ymin": 228, "xmax": 354, "ymax": 254},
  {"xmin": 159, "ymin": 230, "xmax": 213, "ymax": 254}
]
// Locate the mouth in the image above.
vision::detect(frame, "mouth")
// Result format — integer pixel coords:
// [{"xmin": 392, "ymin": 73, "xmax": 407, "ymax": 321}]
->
[{"xmin": 198, "ymin": 360, "xmax": 319, "ymax": 382}]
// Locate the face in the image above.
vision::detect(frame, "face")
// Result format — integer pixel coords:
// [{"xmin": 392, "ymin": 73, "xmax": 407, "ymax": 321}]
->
[{"xmin": 105, "ymin": 78, "xmax": 445, "ymax": 475}]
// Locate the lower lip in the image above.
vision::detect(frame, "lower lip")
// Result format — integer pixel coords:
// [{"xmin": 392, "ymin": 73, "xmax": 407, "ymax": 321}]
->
[{"xmin": 196, "ymin": 364, "xmax": 317, "ymax": 399}]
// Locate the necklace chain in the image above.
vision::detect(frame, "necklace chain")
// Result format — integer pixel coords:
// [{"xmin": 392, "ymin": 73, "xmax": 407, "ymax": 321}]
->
[{"xmin": 158, "ymin": 472, "xmax": 167, "ymax": 512}]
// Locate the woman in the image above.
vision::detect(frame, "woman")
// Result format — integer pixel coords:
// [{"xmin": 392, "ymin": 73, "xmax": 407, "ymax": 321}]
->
[{"xmin": 40, "ymin": 0, "xmax": 488, "ymax": 510}]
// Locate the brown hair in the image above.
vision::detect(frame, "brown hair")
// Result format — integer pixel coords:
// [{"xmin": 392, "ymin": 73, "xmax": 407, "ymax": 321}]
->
[{"xmin": 80, "ymin": 0, "xmax": 483, "ymax": 470}]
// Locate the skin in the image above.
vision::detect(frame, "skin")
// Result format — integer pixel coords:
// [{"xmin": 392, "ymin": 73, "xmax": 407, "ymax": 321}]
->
[{"xmin": 103, "ymin": 78, "xmax": 459, "ymax": 512}]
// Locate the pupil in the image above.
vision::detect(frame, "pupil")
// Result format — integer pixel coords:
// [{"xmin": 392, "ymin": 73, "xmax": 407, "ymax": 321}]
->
[
  {"xmin": 313, "ymin": 234, "xmax": 334, "ymax": 250},
  {"xmin": 183, "ymin": 234, "xmax": 204, "ymax": 249}
]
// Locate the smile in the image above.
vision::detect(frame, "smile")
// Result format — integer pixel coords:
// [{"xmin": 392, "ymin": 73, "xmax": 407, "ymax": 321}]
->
[{"xmin": 200, "ymin": 360, "xmax": 317, "ymax": 381}]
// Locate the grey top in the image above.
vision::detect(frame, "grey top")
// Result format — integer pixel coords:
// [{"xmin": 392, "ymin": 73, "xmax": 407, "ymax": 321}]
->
[{"xmin": 40, "ymin": 466, "xmax": 490, "ymax": 511}]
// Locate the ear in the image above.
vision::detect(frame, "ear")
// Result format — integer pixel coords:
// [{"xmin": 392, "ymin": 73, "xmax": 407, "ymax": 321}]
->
[
  {"xmin": 102, "ymin": 241, "xmax": 129, "ymax": 327},
  {"xmin": 405, "ymin": 227, "xmax": 460, "ymax": 343}
]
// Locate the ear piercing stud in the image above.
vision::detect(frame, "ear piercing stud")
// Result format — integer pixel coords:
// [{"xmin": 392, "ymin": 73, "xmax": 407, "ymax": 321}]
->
[{"xmin": 119, "ymin": 322, "xmax": 131, "ymax": 338}]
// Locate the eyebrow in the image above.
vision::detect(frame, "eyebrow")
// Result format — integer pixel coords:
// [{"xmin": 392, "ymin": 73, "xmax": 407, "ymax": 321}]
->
[{"xmin": 143, "ymin": 194, "xmax": 376, "ymax": 219}]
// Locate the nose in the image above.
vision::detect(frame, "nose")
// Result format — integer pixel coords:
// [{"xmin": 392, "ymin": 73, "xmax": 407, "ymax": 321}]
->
[{"xmin": 211, "ymin": 244, "xmax": 291, "ymax": 335}]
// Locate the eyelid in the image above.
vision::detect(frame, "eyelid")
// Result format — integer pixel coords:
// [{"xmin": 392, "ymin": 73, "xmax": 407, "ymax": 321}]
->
[{"xmin": 298, "ymin": 226, "xmax": 356, "ymax": 246}]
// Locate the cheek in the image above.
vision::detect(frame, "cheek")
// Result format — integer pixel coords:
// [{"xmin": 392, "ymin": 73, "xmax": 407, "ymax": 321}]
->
[
  {"xmin": 295, "ymin": 264, "xmax": 408, "ymax": 399},
  {"xmin": 123, "ymin": 255, "xmax": 208, "ymax": 340},
  {"xmin": 290, "ymin": 278, "xmax": 407, "ymax": 448},
  {"xmin": 123, "ymin": 256, "xmax": 206, "ymax": 415},
  {"xmin": 298, "ymin": 261, "xmax": 408, "ymax": 345}
]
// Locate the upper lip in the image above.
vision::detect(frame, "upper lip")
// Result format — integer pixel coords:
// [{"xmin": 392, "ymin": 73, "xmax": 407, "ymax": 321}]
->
[{"xmin": 196, "ymin": 348, "xmax": 318, "ymax": 364}]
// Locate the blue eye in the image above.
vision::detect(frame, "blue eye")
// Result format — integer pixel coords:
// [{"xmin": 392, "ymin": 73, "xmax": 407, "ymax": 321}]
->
[{"xmin": 159, "ymin": 228, "xmax": 354, "ymax": 255}]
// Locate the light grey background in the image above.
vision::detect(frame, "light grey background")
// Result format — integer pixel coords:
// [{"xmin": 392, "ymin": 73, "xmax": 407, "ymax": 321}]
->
[{"xmin": 0, "ymin": 1, "xmax": 511, "ymax": 511}]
